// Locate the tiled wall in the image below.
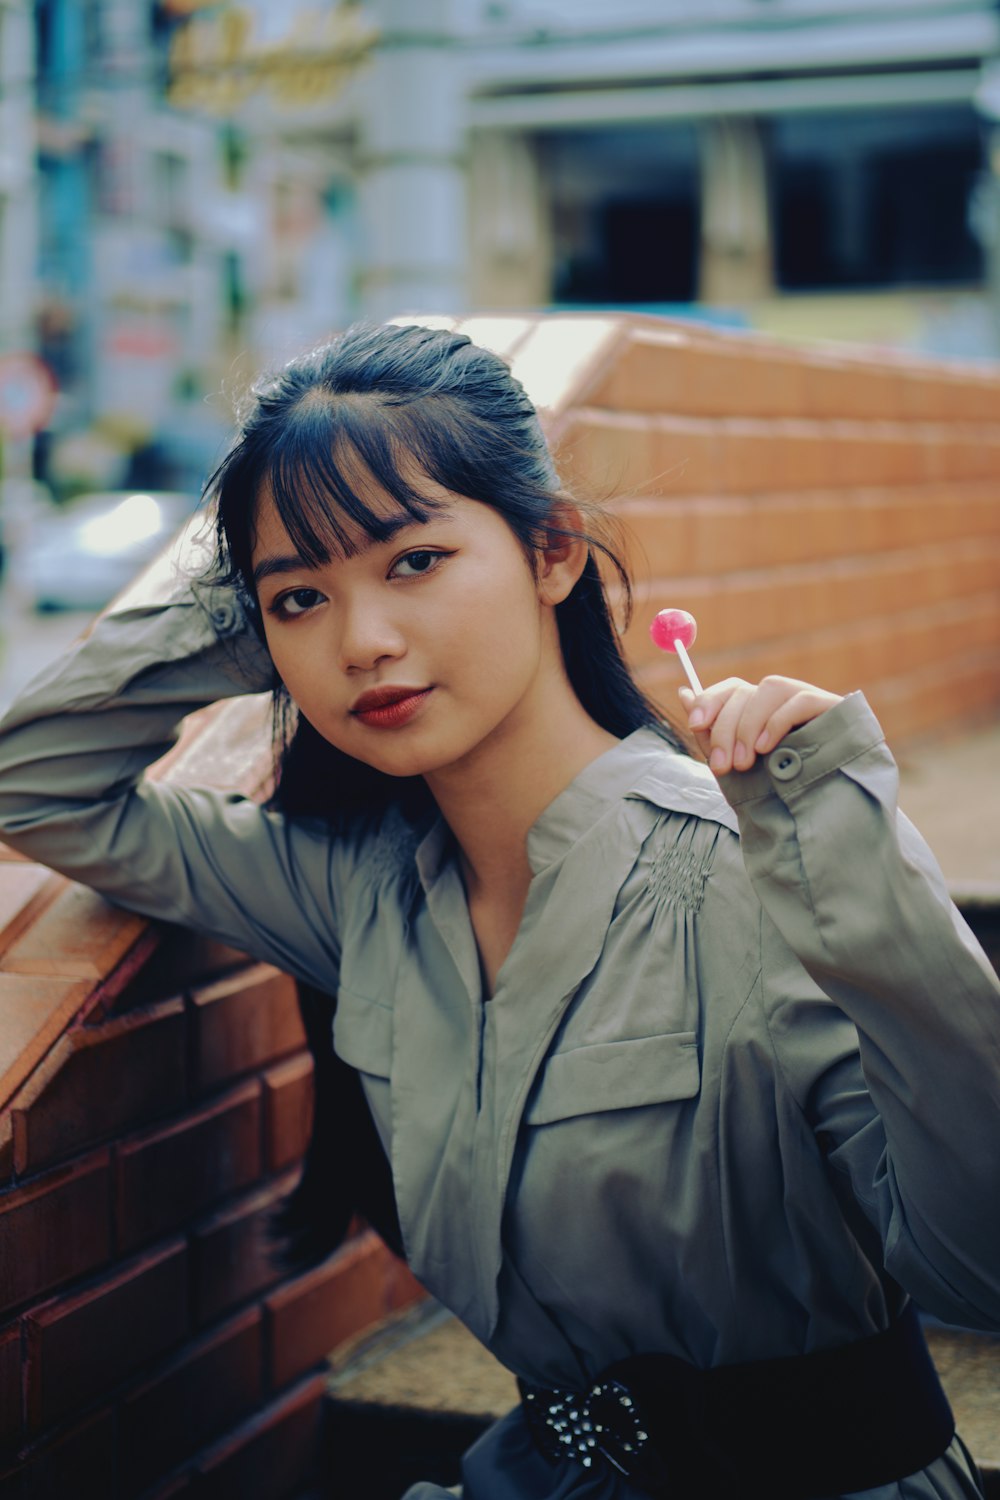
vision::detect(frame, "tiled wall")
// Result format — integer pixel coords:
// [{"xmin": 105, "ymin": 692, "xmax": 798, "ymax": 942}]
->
[{"xmin": 0, "ymin": 312, "xmax": 997, "ymax": 1498}]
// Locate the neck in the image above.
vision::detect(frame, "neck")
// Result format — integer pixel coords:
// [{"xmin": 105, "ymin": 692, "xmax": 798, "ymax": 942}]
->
[{"xmin": 424, "ymin": 668, "xmax": 618, "ymax": 908}]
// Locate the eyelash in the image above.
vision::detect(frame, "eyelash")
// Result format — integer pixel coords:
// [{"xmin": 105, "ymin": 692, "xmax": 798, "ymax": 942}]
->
[
  {"xmin": 389, "ymin": 548, "xmax": 450, "ymax": 579},
  {"xmin": 266, "ymin": 549, "xmax": 452, "ymax": 619},
  {"xmin": 268, "ymin": 587, "xmax": 324, "ymax": 620}
]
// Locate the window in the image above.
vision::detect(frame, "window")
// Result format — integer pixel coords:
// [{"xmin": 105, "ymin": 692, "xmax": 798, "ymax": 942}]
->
[{"xmin": 773, "ymin": 105, "xmax": 984, "ymax": 291}]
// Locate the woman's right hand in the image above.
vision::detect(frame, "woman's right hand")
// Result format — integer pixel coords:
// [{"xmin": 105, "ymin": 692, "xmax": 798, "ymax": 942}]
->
[{"xmin": 679, "ymin": 676, "xmax": 843, "ymax": 776}]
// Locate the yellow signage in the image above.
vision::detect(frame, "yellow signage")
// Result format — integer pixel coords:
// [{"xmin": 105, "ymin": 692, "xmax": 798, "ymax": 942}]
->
[{"xmin": 168, "ymin": 4, "xmax": 379, "ymax": 112}]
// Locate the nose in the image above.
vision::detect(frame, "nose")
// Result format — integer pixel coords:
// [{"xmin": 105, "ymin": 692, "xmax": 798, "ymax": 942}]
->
[{"xmin": 337, "ymin": 593, "xmax": 406, "ymax": 673}]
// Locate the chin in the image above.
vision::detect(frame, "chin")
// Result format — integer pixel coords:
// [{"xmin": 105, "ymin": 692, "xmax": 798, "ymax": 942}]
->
[{"xmin": 337, "ymin": 736, "xmax": 451, "ymax": 781}]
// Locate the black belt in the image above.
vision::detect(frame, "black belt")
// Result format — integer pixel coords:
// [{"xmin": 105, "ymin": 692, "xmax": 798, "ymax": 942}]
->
[{"xmin": 519, "ymin": 1304, "xmax": 955, "ymax": 1498}]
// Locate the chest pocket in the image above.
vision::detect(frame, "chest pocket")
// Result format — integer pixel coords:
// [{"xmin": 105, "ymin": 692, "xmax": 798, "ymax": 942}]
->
[
  {"xmin": 524, "ymin": 1031, "xmax": 700, "ymax": 1125},
  {"xmin": 332, "ymin": 988, "xmax": 393, "ymax": 1079}
]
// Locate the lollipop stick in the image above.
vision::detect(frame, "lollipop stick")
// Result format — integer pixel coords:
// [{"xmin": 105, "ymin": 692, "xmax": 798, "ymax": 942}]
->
[{"xmin": 674, "ymin": 639, "xmax": 703, "ymax": 696}]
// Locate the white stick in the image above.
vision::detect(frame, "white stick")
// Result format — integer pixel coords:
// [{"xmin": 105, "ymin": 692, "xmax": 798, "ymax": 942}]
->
[{"xmin": 673, "ymin": 638, "xmax": 704, "ymax": 696}]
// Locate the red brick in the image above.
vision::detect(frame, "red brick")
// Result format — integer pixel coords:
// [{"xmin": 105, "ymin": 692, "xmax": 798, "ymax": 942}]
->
[
  {"xmin": 588, "ymin": 331, "xmax": 728, "ymax": 417},
  {"xmin": 116, "ymin": 1080, "xmax": 262, "ymax": 1253},
  {"xmin": 0, "ymin": 1153, "xmax": 111, "ymax": 1317},
  {"xmin": 738, "ymin": 348, "xmax": 808, "ymax": 418},
  {"xmin": 0, "ymin": 974, "xmax": 92, "ymax": 1116},
  {"xmin": 195, "ymin": 1372, "xmax": 326, "ymax": 1499},
  {"xmin": 24, "ymin": 1238, "xmax": 188, "ymax": 1433},
  {"xmin": 383, "ymin": 1252, "xmax": 425, "ymax": 1318},
  {"xmin": 263, "ymin": 1053, "xmax": 313, "ymax": 1174},
  {"xmin": 0, "ymin": 1120, "xmax": 11, "ymax": 1187},
  {"xmin": 716, "ymin": 419, "xmax": 785, "ymax": 492},
  {"xmin": 629, "ymin": 535, "xmax": 1000, "ymax": 668},
  {"xmin": 191, "ymin": 966, "xmax": 305, "ymax": 1093},
  {"xmin": 0, "ymin": 884, "xmax": 147, "ymax": 981},
  {"xmin": 897, "ymin": 365, "xmax": 944, "ymax": 421},
  {"xmin": 120, "ymin": 1307, "xmax": 262, "ymax": 1498},
  {"xmin": 554, "ymin": 410, "xmax": 656, "ymax": 498},
  {"xmin": 0, "ymin": 868, "xmax": 60, "ymax": 965},
  {"xmin": 636, "ymin": 588, "xmax": 1000, "ymax": 726},
  {"xmin": 0, "ymin": 1325, "xmax": 20, "ymax": 1454},
  {"xmin": 645, "ymin": 416, "xmax": 720, "ymax": 495},
  {"xmin": 11, "ymin": 997, "xmax": 186, "ymax": 1175},
  {"xmin": 21, "ymin": 1407, "xmax": 114, "ymax": 1499},
  {"xmin": 191, "ymin": 1175, "xmax": 296, "ymax": 1326},
  {"xmin": 879, "ymin": 648, "xmax": 1000, "ymax": 734},
  {"xmin": 265, "ymin": 1230, "xmax": 420, "ymax": 1390},
  {"xmin": 115, "ymin": 934, "xmax": 252, "ymax": 1013}
]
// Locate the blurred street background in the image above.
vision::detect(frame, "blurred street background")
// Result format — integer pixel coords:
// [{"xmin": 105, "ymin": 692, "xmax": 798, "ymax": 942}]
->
[{"xmin": 3, "ymin": 0, "xmax": 1000, "ymax": 703}]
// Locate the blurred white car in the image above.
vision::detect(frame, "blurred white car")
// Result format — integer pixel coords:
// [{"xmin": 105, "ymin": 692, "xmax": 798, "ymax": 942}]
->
[{"xmin": 22, "ymin": 489, "xmax": 201, "ymax": 612}]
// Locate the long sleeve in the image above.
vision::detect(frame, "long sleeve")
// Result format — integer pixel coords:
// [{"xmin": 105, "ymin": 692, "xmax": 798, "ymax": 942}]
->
[
  {"xmin": 0, "ymin": 576, "xmax": 345, "ymax": 992},
  {"xmin": 721, "ymin": 693, "xmax": 1000, "ymax": 1329}
]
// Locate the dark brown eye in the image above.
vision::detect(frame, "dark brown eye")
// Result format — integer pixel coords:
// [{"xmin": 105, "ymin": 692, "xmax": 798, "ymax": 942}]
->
[
  {"xmin": 392, "ymin": 550, "xmax": 444, "ymax": 578},
  {"xmin": 274, "ymin": 587, "xmax": 323, "ymax": 617}
]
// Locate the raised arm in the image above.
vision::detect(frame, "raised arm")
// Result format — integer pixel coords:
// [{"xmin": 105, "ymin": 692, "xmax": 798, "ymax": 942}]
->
[
  {"xmin": 721, "ymin": 693, "xmax": 1000, "ymax": 1329},
  {"xmin": 0, "ymin": 569, "xmax": 345, "ymax": 992}
]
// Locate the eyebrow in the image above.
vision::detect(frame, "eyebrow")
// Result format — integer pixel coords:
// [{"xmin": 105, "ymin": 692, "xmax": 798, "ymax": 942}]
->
[
  {"xmin": 252, "ymin": 553, "xmax": 319, "ymax": 588},
  {"xmin": 251, "ymin": 508, "xmax": 453, "ymax": 588}
]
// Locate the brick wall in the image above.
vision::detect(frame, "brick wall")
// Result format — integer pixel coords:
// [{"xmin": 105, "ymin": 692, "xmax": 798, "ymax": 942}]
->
[
  {"xmin": 0, "ymin": 311, "xmax": 997, "ymax": 1498},
  {"xmin": 0, "ymin": 700, "xmax": 424, "ymax": 1497},
  {"xmin": 543, "ymin": 317, "xmax": 1000, "ymax": 743}
]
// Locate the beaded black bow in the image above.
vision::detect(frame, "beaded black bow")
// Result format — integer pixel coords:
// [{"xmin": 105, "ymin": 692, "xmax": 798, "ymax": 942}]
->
[{"xmin": 521, "ymin": 1377, "xmax": 668, "ymax": 1487}]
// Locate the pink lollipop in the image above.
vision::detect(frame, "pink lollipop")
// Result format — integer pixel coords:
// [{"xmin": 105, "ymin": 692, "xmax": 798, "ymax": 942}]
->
[{"xmin": 649, "ymin": 608, "xmax": 703, "ymax": 695}]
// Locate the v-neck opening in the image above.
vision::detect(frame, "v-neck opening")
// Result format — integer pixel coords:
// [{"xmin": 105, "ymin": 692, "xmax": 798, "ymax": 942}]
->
[{"xmin": 413, "ymin": 726, "xmax": 676, "ymax": 1007}]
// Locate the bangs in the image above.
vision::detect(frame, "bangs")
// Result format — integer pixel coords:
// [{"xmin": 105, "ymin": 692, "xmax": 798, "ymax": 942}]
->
[{"xmin": 262, "ymin": 394, "xmax": 444, "ymax": 566}]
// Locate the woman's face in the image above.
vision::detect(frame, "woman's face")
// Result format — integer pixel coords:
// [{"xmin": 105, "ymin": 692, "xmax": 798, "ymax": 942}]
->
[{"xmin": 249, "ymin": 477, "xmax": 565, "ymax": 782}]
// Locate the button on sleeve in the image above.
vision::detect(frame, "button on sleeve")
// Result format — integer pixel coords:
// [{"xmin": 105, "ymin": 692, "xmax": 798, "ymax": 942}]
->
[{"xmin": 768, "ymin": 747, "xmax": 803, "ymax": 782}]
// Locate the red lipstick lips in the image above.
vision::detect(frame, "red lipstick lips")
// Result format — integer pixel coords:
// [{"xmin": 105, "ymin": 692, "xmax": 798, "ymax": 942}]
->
[{"xmin": 350, "ymin": 686, "xmax": 432, "ymax": 729}]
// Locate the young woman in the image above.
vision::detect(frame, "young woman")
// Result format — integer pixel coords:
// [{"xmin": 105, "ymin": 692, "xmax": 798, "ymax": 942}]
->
[{"xmin": 0, "ymin": 322, "xmax": 997, "ymax": 1500}]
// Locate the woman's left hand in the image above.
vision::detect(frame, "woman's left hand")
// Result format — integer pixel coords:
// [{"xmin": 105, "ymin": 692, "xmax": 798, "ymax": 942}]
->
[{"xmin": 679, "ymin": 676, "xmax": 843, "ymax": 775}]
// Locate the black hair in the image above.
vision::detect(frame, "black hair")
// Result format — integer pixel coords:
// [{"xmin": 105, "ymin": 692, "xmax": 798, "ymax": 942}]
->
[{"xmin": 208, "ymin": 319, "xmax": 682, "ymax": 828}]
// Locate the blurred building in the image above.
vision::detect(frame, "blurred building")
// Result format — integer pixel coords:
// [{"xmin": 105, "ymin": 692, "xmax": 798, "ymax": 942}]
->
[
  {"xmin": 0, "ymin": 0, "xmax": 37, "ymax": 355},
  {"xmin": 166, "ymin": 0, "xmax": 1000, "ymax": 358},
  {"xmin": 461, "ymin": 0, "xmax": 998, "ymax": 354},
  {"xmin": 25, "ymin": 0, "xmax": 253, "ymax": 492},
  {"xmin": 7, "ymin": 0, "xmax": 1000, "ymax": 499}
]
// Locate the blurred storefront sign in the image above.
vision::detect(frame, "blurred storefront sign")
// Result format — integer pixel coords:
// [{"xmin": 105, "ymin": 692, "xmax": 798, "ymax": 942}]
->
[
  {"xmin": 99, "ymin": 317, "xmax": 181, "ymax": 426},
  {"xmin": 167, "ymin": 2, "xmax": 379, "ymax": 113}
]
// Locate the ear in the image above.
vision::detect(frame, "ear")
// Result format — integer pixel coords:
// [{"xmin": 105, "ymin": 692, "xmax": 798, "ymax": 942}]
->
[{"xmin": 537, "ymin": 503, "xmax": 589, "ymax": 606}]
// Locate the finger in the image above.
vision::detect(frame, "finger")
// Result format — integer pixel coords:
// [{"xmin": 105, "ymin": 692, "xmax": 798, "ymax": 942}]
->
[
  {"xmin": 680, "ymin": 679, "xmax": 748, "ymax": 761},
  {"xmin": 730, "ymin": 676, "xmax": 809, "ymax": 769},
  {"xmin": 683, "ymin": 678, "xmax": 750, "ymax": 731},
  {"xmin": 754, "ymin": 686, "xmax": 843, "ymax": 753},
  {"xmin": 678, "ymin": 687, "xmax": 711, "ymax": 758},
  {"xmin": 706, "ymin": 682, "xmax": 757, "ymax": 774}
]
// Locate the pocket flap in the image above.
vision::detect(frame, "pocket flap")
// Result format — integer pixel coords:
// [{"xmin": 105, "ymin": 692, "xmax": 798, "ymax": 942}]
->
[
  {"xmin": 333, "ymin": 989, "xmax": 393, "ymax": 1078},
  {"xmin": 525, "ymin": 1031, "xmax": 700, "ymax": 1125}
]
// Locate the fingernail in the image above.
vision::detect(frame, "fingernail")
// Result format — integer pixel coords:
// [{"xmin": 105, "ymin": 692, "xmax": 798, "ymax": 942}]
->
[
  {"xmin": 709, "ymin": 747, "xmax": 727, "ymax": 772},
  {"xmin": 734, "ymin": 740, "xmax": 748, "ymax": 767},
  {"xmin": 755, "ymin": 730, "xmax": 770, "ymax": 752},
  {"xmin": 689, "ymin": 708, "xmax": 706, "ymax": 728}
]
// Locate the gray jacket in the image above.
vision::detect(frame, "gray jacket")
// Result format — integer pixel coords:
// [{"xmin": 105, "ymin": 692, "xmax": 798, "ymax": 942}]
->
[{"xmin": 0, "ymin": 578, "xmax": 997, "ymax": 1500}]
